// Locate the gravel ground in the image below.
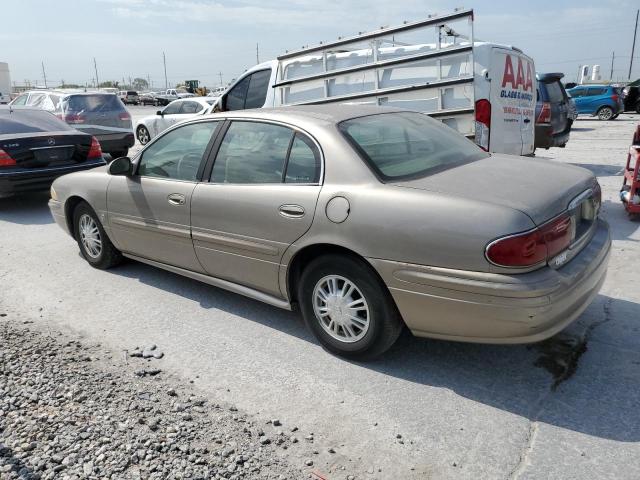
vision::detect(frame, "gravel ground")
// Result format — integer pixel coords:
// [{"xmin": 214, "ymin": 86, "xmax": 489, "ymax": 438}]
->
[{"xmin": 0, "ymin": 319, "xmax": 305, "ymax": 480}]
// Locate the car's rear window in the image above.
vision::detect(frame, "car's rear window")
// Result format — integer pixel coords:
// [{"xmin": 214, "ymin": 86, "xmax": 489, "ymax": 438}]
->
[
  {"xmin": 545, "ymin": 81, "xmax": 565, "ymax": 103},
  {"xmin": 339, "ymin": 112, "xmax": 488, "ymax": 181},
  {"xmin": 0, "ymin": 108, "xmax": 73, "ymax": 134},
  {"xmin": 63, "ymin": 94, "xmax": 124, "ymax": 113}
]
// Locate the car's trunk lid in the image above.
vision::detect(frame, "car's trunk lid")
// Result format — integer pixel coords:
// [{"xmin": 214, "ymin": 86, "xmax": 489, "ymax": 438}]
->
[
  {"xmin": 2, "ymin": 131, "xmax": 94, "ymax": 169},
  {"xmin": 392, "ymin": 154, "xmax": 595, "ymax": 225}
]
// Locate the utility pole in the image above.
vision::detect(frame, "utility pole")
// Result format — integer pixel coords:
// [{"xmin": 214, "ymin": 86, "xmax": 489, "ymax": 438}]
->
[
  {"xmin": 41, "ymin": 61, "xmax": 48, "ymax": 88},
  {"xmin": 630, "ymin": 9, "xmax": 639, "ymax": 79},
  {"xmin": 218, "ymin": 71, "xmax": 223, "ymax": 86},
  {"xmin": 610, "ymin": 51, "xmax": 615, "ymax": 80},
  {"xmin": 256, "ymin": 43, "xmax": 259, "ymax": 64},
  {"xmin": 93, "ymin": 57, "xmax": 99, "ymax": 88},
  {"xmin": 163, "ymin": 51, "xmax": 168, "ymax": 89}
]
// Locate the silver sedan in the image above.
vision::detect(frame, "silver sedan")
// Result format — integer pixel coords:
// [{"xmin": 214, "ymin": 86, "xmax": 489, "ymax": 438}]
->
[{"xmin": 49, "ymin": 105, "xmax": 610, "ymax": 358}]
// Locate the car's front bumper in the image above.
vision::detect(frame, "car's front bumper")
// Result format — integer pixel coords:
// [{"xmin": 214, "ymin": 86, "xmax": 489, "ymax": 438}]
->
[
  {"xmin": 0, "ymin": 160, "xmax": 106, "ymax": 195},
  {"xmin": 48, "ymin": 198, "xmax": 71, "ymax": 235},
  {"xmin": 368, "ymin": 219, "xmax": 611, "ymax": 344}
]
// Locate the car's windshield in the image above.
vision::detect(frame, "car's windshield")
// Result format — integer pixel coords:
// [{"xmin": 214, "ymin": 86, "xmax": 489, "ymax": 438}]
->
[{"xmin": 339, "ymin": 111, "xmax": 488, "ymax": 181}]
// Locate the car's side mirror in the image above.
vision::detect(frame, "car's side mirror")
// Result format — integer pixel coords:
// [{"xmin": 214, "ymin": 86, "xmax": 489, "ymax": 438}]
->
[
  {"xmin": 156, "ymin": 110, "xmax": 163, "ymax": 116},
  {"xmin": 109, "ymin": 156, "xmax": 133, "ymax": 176}
]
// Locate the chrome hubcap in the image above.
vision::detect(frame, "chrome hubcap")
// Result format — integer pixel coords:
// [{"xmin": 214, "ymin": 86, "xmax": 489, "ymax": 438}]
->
[
  {"xmin": 312, "ymin": 275, "xmax": 370, "ymax": 343},
  {"xmin": 79, "ymin": 214, "xmax": 102, "ymax": 258},
  {"xmin": 600, "ymin": 108, "xmax": 612, "ymax": 120},
  {"xmin": 138, "ymin": 127, "xmax": 149, "ymax": 144}
]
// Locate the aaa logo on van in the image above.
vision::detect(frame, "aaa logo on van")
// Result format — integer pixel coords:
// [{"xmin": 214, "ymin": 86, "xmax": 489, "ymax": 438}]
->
[{"xmin": 501, "ymin": 55, "xmax": 533, "ymax": 92}]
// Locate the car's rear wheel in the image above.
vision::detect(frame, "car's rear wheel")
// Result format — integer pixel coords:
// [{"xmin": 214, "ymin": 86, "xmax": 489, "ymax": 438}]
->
[
  {"xmin": 298, "ymin": 254, "xmax": 403, "ymax": 359},
  {"xmin": 73, "ymin": 202, "xmax": 123, "ymax": 270},
  {"xmin": 597, "ymin": 106, "xmax": 614, "ymax": 120},
  {"xmin": 137, "ymin": 125, "xmax": 150, "ymax": 145}
]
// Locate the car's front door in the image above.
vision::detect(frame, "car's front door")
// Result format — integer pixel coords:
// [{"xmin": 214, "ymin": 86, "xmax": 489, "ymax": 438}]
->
[
  {"xmin": 107, "ymin": 120, "xmax": 220, "ymax": 271},
  {"xmin": 151, "ymin": 101, "xmax": 183, "ymax": 137},
  {"xmin": 191, "ymin": 120, "xmax": 322, "ymax": 297}
]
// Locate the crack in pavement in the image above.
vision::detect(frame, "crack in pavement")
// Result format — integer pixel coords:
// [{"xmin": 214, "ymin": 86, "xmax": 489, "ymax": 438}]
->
[{"xmin": 508, "ymin": 298, "xmax": 614, "ymax": 480}]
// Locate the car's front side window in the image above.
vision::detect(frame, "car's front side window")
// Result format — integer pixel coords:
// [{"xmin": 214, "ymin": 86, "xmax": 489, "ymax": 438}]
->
[
  {"xmin": 180, "ymin": 101, "xmax": 200, "ymax": 114},
  {"xmin": 137, "ymin": 121, "xmax": 219, "ymax": 181},
  {"xmin": 11, "ymin": 94, "xmax": 28, "ymax": 106},
  {"xmin": 162, "ymin": 102, "xmax": 181, "ymax": 115}
]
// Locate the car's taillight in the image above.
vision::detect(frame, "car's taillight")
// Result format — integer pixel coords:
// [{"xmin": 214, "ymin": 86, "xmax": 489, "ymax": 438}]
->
[
  {"xmin": 65, "ymin": 113, "xmax": 85, "ymax": 124},
  {"xmin": 475, "ymin": 99, "xmax": 491, "ymax": 151},
  {"xmin": 612, "ymin": 94, "xmax": 619, "ymax": 103},
  {"xmin": 486, "ymin": 214, "xmax": 573, "ymax": 268},
  {"xmin": 0, "ymin": 148, "xmax": 17, "ymax": 167},
  {"xmin": 119, "ymin": 112, "xmax": 131, "ymax": 121},
  {"xmin": 87, "ymin": 136, "xmax": 103, "ymax": 160},
  {"xmin": 537, "ymin": 102, "xmax": 551, "ymax": 124}
]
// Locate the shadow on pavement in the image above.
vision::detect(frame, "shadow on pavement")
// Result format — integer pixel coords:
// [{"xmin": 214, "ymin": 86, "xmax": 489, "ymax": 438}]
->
[
  {"xmin": 0, "ymin": 192, "xmax": 53, "ymax": 225},
  {"xmin": 602, "ymin": 199, "xmax": 640, "ymax": 242},
  {"xmin": 112, "ymin": 259, "xmax": 640, "ymax": 443},
  {"xmin": 570, "ymin": 163, "xmax": 625, "ymax": 177}
]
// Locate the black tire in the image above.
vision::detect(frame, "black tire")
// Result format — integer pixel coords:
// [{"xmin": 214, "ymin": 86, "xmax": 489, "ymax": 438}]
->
[
  {"xmin": 109, "ymin": 149, "xmax": 129, "ymax": 159},
  {"xmin": 597, "ymin": 106, "xmax": 614, "ymax": 120},
  {"xmin": 297, "ymin": 254, "xmax": 403, "ymax": 359},
  {"xmin": 137, "ymin": 125, "xmax": 150, "ymax": 145},
  {"xmin": 611, "ymin": 113, "xmax": 619, "ymax": 119},
  {"xmin": 73, "ymin": 202, "xmax": 123, "ymax": 270},
  {"xmin": 635, "ymin": 102, "xmax": 640, "ymax": 114}
]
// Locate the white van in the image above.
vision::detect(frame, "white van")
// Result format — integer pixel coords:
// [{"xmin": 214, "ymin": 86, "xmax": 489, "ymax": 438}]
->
[{"xmin": 214, "ymin": 9, "xmax": 536, "ymax": 156}]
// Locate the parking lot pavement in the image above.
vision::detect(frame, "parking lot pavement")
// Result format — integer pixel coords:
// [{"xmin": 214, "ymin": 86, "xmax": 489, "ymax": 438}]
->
[{"xmin": 1, "ymin": 115, "xmax": 639, "ymax": 479}]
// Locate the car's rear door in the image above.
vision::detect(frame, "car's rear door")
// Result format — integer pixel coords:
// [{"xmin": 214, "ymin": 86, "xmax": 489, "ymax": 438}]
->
[
  {"xmin": 190, "ymin": 119, "xmax": 322, "ymax": 297},
  {"xmin": 107, "ymin": 120, "xmax": 221, "ymax": 271},
  {"xmin": 489, "ymin": 48, "xmax": 535, "ymax": 155}
]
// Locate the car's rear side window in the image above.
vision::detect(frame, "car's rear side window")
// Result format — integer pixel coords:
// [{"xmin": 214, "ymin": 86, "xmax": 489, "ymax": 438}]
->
[
  {"xmin": 0, "ymin": 109, "xmax": 73, "ymax": 134},
  {"xmin": 339, "ymin": 112, "xmax": 487, "ymax": 181},
  {"xmin": 211, "ymin": 121, "xmax": 321, "ymax": 184}
]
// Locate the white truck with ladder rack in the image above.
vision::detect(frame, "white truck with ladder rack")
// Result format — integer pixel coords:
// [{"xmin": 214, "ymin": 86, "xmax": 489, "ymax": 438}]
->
[{"xmin": 214, "ymin": 9, "xmax": 536, "ymax": 156}]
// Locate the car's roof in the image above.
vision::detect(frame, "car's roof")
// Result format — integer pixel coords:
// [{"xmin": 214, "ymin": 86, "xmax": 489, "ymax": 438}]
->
[
  {"xmin": 205, "ymin": 104, "xmax": 408, "ymax": 125},
  {"xmin": 19, "ymin": 89, "xmax": 117, "ymax": 97}
]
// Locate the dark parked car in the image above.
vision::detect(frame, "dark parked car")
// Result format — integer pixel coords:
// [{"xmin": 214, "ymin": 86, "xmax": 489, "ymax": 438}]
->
[
  {"xmin": 138, "ymin": 92, "xmax": 159, "ymax": 106},
  {"xmin": 535, "ymin": 73, "xmax": 572, "ymax": 150},
  {"xmin": 566, "ymin": 84, "xmax": 624, "ymax": 120},
  {"xmin": 622, "ymin": 84, "xmax": 640, "ymax": 113},
  {"xmin": 0, "ymin": 107, "xmax": 106, "ymax": 197},
  {"xmin": 10, "ymin": 91, "xmax": 135, "ymax": 158}
]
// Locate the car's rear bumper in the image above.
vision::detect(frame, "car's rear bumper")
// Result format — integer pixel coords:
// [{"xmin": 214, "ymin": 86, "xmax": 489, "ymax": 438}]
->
[
  {"xmin": 0, "ymin": 159, "xmax": 106, "ymax": 195},
  {"xmin": 535, "ymin": 124, "xmax": 571, "ymax": 149},
  {"xmin": 368, "ymin": 219, "xmax": 610, "ymax": 344},
  {"xmin": 96, "ymin": 132, "xmax": 135, "ymax": 153}
]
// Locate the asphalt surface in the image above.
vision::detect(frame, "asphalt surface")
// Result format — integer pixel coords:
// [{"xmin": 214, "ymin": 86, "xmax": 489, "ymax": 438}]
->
[{"xmin": 1, "ymin": 113, "xmax": 640, "ymax": 479}]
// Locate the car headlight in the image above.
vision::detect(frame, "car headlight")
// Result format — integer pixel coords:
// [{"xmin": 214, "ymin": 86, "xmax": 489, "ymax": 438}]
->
[{"xmin": 50, "ymin": 185, "xmax": 58, "ymax": 201}]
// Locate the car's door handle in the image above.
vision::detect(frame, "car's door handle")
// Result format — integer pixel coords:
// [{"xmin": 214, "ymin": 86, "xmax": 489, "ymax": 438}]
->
[
  {"xmin": 167, "ymin": 193, "xmax": 186, "ymax": 206},
  {"xmin": 279, "ymin": 204, "xmax": 305, "ymax": 218},
  {"xmin": 523, "ymin": 118, "xmax": 531, "ymax": 123}
]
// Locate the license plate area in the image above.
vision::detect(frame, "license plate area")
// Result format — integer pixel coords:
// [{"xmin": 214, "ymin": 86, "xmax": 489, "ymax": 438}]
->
[{"xmin": 32, "ymin": 146, "xmax": 76, "ymax": 166}]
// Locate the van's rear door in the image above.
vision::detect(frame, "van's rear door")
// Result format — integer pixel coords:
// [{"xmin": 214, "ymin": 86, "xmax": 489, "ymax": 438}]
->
[{"xmin": 490, "ymin": 48, "xmax": 535, "ymax": 155}]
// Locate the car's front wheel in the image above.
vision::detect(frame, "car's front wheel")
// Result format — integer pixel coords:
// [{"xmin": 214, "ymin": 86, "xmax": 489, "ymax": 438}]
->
[
  {"xmin": 597, "ymin": 106, "xmax": 614, "ymax": 120},
  {"xmin": 73, "ymin": 202, "xmax": 123, "ymax": 270},
  {"xmin": 137, "ymin": 125, "xmax": 150, "ymax": 145},
  {"xmin": 298, "ymin": 254, "xmax": 403, "ymax": 359}
]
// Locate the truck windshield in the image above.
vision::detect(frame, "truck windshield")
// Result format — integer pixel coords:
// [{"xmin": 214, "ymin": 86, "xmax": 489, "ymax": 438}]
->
[{"xmin": 339, "ymin": 111, "xmax": 488, "ymax": 181}]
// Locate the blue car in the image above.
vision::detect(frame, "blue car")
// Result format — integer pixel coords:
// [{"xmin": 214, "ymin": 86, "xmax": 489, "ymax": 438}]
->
[{"xmin": 566, "ymin": 84, "xmax": 624, "ymax": 120}]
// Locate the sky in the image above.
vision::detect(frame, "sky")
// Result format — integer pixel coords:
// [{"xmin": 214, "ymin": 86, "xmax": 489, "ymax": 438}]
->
[{"xmin": 2, "ymin": 0, "xmax": 639, "ymax": 90}]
